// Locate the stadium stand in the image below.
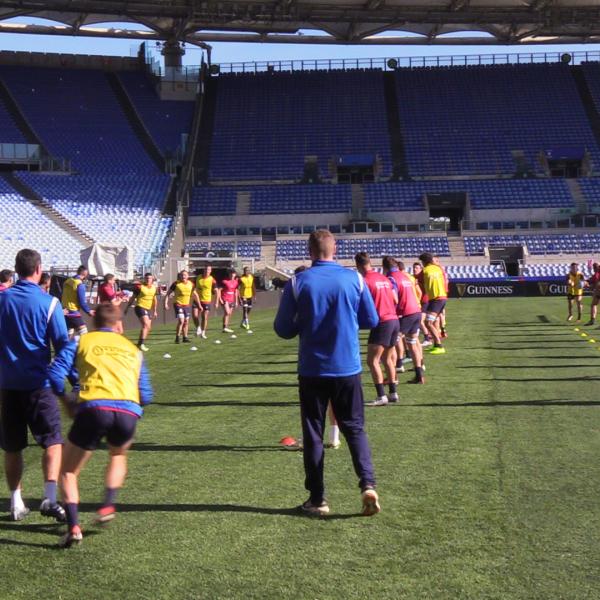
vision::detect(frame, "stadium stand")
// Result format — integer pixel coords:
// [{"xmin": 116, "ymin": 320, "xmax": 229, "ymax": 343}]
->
[
  {"xmin": 0, "ymin": 96, "xmax": 26, "ymax": 143},
  {"xmin": 578, "ymin": 178, "xmax": 600, "ymax": 207},
  {"xmin": 445, "ymin": 264, "xmax": 506, "ymax": 279},
  {"xmin": 185, "ymin": 240, "xmax": 261, "ymax": 258},
  {"xmin": 395, "ymin": 63, "xmax": 600, "ymax": 176},
  {"xmin": 464, "ymin": 233, "xmax": 600, "ymax": 256},
  {"xmin": 209, "ymin": 70, "xmax": 391, "ymax": 181},
  {"xmin": 521, "ymin": 263, "xmax": 592, "ymax": 278}
]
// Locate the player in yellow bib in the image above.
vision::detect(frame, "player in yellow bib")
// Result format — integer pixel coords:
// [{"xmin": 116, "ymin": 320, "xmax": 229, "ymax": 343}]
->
[
  {"xmin": 193, "ymin": 266, "xmax": 216, "ymax": 339},
  {"xmin": 566, "ymin": 262, "xmax": 586, "ymax": 322},
  {"xmin": 239, "ymin": 267, "xmax": 256, "ymax": 330},
  {"xmin": 125, "ymin": 273, "xmax": 158, "ymax": 351},
  {"xmin": 164, "ymin": 270, "xmax": 200, "ymax": 344},
  {"xmin": 419, "ymin": 252, "xmax": 447, "ymax": 355}
]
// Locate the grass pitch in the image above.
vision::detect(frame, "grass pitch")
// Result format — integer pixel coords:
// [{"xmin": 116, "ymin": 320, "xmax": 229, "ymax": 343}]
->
[{"xmin": 2, "ymin": 297, "xmax": 600, "ymax": 599}]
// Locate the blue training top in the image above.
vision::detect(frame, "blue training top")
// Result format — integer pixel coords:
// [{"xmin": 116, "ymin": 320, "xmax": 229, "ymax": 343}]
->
[
  {"xmin": 0, "ymin": 279, "xmax": 72, "ymax": 391},
  {"xmin": 274, "ymin": 260, "xmax": 379, "ymax": 377}
]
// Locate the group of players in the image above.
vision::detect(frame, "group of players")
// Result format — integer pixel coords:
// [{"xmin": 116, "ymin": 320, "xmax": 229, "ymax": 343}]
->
[{"xmin": 566, "ymin": 261, "xmax": 600, "ymax": 324}]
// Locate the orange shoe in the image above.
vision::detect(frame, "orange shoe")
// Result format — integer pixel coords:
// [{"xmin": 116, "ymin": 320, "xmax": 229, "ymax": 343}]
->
[{"xmin": 94, "ymin": 505, "xmax": 116, "ymax": 525}]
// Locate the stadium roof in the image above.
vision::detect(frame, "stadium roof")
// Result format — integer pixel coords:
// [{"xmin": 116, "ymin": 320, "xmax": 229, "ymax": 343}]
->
[{"xmin": 0, "ymin": 0, "xmax": 600, "ymax": 46}]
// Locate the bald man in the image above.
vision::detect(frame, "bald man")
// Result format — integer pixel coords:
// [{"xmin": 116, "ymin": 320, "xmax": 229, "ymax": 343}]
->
[{"xmin": 274, "ymin": 229, "xmax": 381, "ymax": 518}]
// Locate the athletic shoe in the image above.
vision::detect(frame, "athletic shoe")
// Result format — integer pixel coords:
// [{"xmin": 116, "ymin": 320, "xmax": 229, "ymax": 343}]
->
[
  {"xmin": 138, "ymin": 343, "xmax": 149, "ymax": 352},
  {"xmin": 223, "ymin": 327, "xmax": 234, "ymax": 333},
  {"xmin": 325, "ymin": 441, "xmax": 341, "ymax": 449},
  {"xmin": 367, "ymin": 396, "xmax": 388, "ymax": 407},
  {"xmin": 58, "ymin": 525, "xmax": 83, "ymax": 549},
  {"xmin": 196, "ymin": 326, "xmax": 202, "ymax": 337},
  {"xmin": 40, "ymin": 498, "xmax": 66, "ymax": 523},
  {"xmin": 182, "ymin": 337, "xmax": 191, "ymax": 343},
  {"xmin": 10, "ymin": 505, "xmax": 30, "ymax": 521},
  {"xmin": 567, "ymin": 315, "xmax": 573, "ymax": 321},
  {"xmin": 297, "ymin": 499, "xmax": 330, "ymax": 517},
  {"xmin": 388, "ymin": 393, "xmax": 399, "ymax": 403},
  {"xmin": 175, "ymin": 336, "xmax": 181, "ymax": 344},
  {"xmin": 201, "ymin": 332, "xmax": 208, "ymax": 339},
  {"xmin": 403, "ymin": 356, "xmax": 413, "ymax": 363},
  {"xmin": 94, "ymin": 505, "xmax": 116, "ymax": 525},
  {"xmin": 422, "ymin": 339, "xmax": 433, "ymax": 348},
  {"xmin": 585, "ymin": 320, "xmax": 595, "ymax": 326},
  {"xmin": 361, "ymin": 487, "xmax": 381, "ymax": 517},
  {"xmin": 396, "ymin": 365, "xmax": 406, "ymax": 373},
  {"xmin": 422, "ymin": 364, "xmax": 426, "ymax": 372},
  {"xmin": 241, "ymin": 321, "xmax": 249, "ymax": 330},
  {"xmin": 429, "ymin": 346, "xmax": 446, "ymax": 355}
]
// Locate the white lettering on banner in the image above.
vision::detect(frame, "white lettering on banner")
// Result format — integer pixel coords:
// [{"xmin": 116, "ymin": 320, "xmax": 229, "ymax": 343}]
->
[
  {"xmin": 466, "ymin": 285, "xmax": 514, "ymax": 295},
  {"xmin": 549, "ymin": 284, "xmax": 568, "ymax": 294}
]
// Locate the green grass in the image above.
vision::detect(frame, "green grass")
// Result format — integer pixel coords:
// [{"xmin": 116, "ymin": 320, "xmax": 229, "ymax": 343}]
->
[{"xmin": 3, "ymin": 297, "xmax": 600, "ymax": 599}]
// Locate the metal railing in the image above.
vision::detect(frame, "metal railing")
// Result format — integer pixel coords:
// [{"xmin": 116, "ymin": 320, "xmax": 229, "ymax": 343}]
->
[
  {"xmin": 215, "ymin": 50, "xmax": 600, "ymax": 75},
  {"xmin": 461, "ymin": 215, "xmax": 600, "ymax": 231}
]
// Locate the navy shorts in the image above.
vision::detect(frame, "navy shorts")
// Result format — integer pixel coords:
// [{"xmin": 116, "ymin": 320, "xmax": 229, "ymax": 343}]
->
[
  {"xmin": 200, "ymin": 302, "xmax": 211, "ymax": 312},
  {"xmin": 65, "ymin": 314, "xmax": 86, "ymax": 330},
  {"xmin": 242, "ymin": 298, "xmax": 253, "ymax": 308},
  {"xmin": 134, "ymin": 306, "xmax": 151, "ymax": 319},
  {"xmin": 425, "ymin": 299, "xmax": 447, "ymax": 316},
  {"xmin": 0, "ymin": 388, "xmax": 63, "ymax": 451},
  {"xmin": 368, "ymin": 319, "xmax": 400, "ymax": 347},
  {"xmin": 399, "ymin": 312, "xmax": 421, "ymax": 336},
  {"xmin": 69, "ymin": 408, "xmax": 138, "ymax": 451},
  {"xmin": 174, "ymin": 304, "xmax": 191, "ymax": 319}
]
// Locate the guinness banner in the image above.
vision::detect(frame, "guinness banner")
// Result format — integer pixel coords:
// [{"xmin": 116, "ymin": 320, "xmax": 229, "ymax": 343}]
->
[{"xmin": 449, "ymin": 278, "xmax": 588, "ymax": 298}]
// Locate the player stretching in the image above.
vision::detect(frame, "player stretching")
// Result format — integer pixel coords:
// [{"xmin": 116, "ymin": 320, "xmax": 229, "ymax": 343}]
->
[
  {"xmin": 585, "ymin": 263, "xmax": 600, "ymax": 325},
  {"xmin": 61, "ymin": 266, "xmax": 95, "ymax": 338},
  {"xmin": 50, "ymin": 304, "xmax": 153, "ymax": 548},
  {"xmin": 165, "ymin": 270, "xmax": 199, "ymax": 344},
  {"xmin": 355, "ymin": 253, "xmax": 399, "ymax": 406},
  {"xmin": 125, "ymin": 273, "xmax": 158, "ymax": 351},
  {"xmin": 419, "ymin": 253, "xmax": 447, "ymax": 355},
  {"xmin": 239, "ymin": 267, "xmax": 256, "ymax": 330},
  {"xmin": 566, "ymin": 262, "xmax": 585, "ymax": 322},
  {"xmin": 193, "ymin": 266, "xmax": 216, "ymax": 339},
  {"xmin": 217, "ymin": 269, "xmax": 239, "ymax": 333},
  {"xmin": 385, "ymin": 257, "xmax": 425, "ymax": 384}
]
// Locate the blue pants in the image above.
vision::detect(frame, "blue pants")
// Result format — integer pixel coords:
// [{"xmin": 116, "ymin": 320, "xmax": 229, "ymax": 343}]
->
[{"xmin": 298, "ymin": 374, "xmax": 376, "ymax": 503}]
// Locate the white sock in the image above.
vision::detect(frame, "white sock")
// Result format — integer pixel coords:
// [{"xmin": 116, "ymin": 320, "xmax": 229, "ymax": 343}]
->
[
  {"xmin": 329, "ymin": 425, "xmax": 340, "ymax": 445},
  {"xmin": 44, "ymin": 480, "xmax": 57, "ymax": 503},
  {"xmin": 10, "ymin": 489, "xmax": 24, "ymax": 510}
]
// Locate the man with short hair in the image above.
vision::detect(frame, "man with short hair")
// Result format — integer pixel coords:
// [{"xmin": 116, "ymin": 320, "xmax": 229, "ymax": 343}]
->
[
  {"xmin": 0, "ymin": 269, "xmax": 13, "ymax": 292},
  {"xmin": 419, "ymin": 252, "xmax": 447, "ymax": 355},
  {"xmin": 61, "ymin": 265, "xmax": 94, "ymax": 338},
  {"xmin": 217, "ymin": 269, "xmax": 239, "ymax": 334},
  {"xmin": 164, "ymin": 270, "xmax": 200, "ymax": 344},
  {"xmin": 193, "ymin": 266, "xmax": 216, "ymax": 339},
  {"xmin": 566, "ymin": 262, "xmax": 585, "ymax": 322},
  {"xmin": 585, "ymin": 263, "xmax": 600, "ymax": 326},
  {"xmin": 275, "ymin": 230, "xmax": 381, "ymax": 517},
  {"xmin": 355, "ymin": 252, "xmax": 399, "ymax": 406},
  {"xmin": 125, "ymin": 273, "xmax": 158, "ymax": 351},
  {"xmin": 239, "ymin": 267, "xmax": 256, "ymax": 330},
  {"xmin": 50, "ymin": 303, "xmax": 153, "ymax": 548},
  {"xmin": 0, "ymin": 249, "xmax": 71, "ymax": 522}
]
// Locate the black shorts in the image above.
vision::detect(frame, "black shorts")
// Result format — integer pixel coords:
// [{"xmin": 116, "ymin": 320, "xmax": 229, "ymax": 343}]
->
[
  {"xmin": 200, "ymin": 302, "xmax": 211, "ymax": 312},
  {"xmin": 174, "ymin": 304, "xmax": 191, "ymax": 319},
  {"xmin": 567, "ymin": 294, "xmax": 583, "ymax": 301},
  {"xmin": 242, "ymin": 298, "xmax": 253, "ymax": 308},
  {"xmin": 65, "ymin": 314, "xmax": 86, "ymax": 330},
  {"xmin": 134, "ymin": 306, "xmax": 151, "ymax": 319},
  {"xmin": 425, "ymin": 299, "xmax": 447, "ymax": 316},
  {"xmin": 399, "ymin": 312, "xmax": 421, "ymax": 336},
  {"xmin": 69, "ymin": 407, "xmax": 138, "ymax": 451},
  {"xmin": 368, "ymin": 319, "xmax": 400, "ymax": 347},
  {"xmin": 0, "ymin": 388, "xmax": 63, "ymax": 451}
]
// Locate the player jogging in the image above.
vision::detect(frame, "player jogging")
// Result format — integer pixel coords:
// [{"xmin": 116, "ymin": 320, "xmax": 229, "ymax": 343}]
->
[
  {"xmin": 217, "ymin": 269, "xmax": 239, "ymax": 333},
  {"xmin": 419, "ymin": 252, "xmax": 447, "ymax": 355},
  {"xmin": 164, "ymin": 270, "xmax": 199, "ymax": 344},
  {"xmin": 61, "ymin": 265, "xmax": 95, "ymax": 338},
  {"xmin": 566, "ymin": 262, "xmax": 585, "ymax": 322},
  {"xmin": 50, "ymin": 303, "xmax": 153, "ymax": 548},
  {"xmin": 355, "ymin": 252, "xmax": 399, "ymax": 406},
  {"xmin": 585, "ymin": 262, "xmax": 600, "ymax": 325},
  {"xmin": 239, "ymin": 267, "xmax": 256, "ymax": 330},
  {"xmin": 384, "ymin": 257, "xmax": 425, "ymax": 384},
  {"xmin": 125, "ymin": 273, "xmax": 158, "ymax": 351},
  {"xmin": 413, "ymin": 262, "xmax": 432, "ymax": 347},
  {"xmin": 433, "ymin": 255, "xmax": 449, "ymax": 339},
  {"xmin": 193, "ymin": 266, "xmax": 216, "ymax": 339}
]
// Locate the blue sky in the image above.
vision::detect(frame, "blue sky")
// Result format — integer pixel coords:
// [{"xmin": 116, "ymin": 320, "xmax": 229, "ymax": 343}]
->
[{"xmin": 0, "ymin": 18, "xmax": 598, "ymax": 67}]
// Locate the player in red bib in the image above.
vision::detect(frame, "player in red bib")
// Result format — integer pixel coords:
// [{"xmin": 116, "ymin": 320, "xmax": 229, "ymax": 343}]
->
[
  {"xmin": 217, "ymin": 269, "xmax": 240, "ymax": 333},
  {"xmin": 355, "ymin": 253, "xmax": 399, "ymax": 406}
]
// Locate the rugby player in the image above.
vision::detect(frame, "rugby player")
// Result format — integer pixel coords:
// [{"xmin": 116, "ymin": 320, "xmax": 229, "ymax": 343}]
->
[
  {"xmin": 585, "ymin": 263, "xmax": 600, "ymax": 325},
  {"xmin": 419, "ymin": 253, "xmax": 447, "ymax": 355},
  {"xmin": 239, "ymin": 267, "xmax": 256, "ymax": 330},
  {"xmin": 39, "ymin": 272, "xmax": 51, "ymax": 293},
  {"xmin": 97, "ymin": 274, "xmax": 124, "ymax": 334},
  {"xmin": 433, "ymin": 255, "xmax": 449, "ymax": 339},
  {"xmin": 193, "ymin": 266, "xmax": 216, "ymax": 339},
  {"xmin": 217, "ymin": 269, "xmax": 239, "ymax": 334},
  {"xmin": 125, "ymin": 273, "xmax": 158, "ymax": 351},
  {"xmin": 61, "ymin": 266, "xmax": 95, "ymax": 339},
  {"xmin": 566, "ymin": 262, "xmax": 585, "ymax": 322},
  {"xmin": 384, "ymin": 257, "xmax": 425, "ymax": 384},
  {"xmin": 164, "ymin": 270, "xmax": 200, "ymax": 344},
  {"xmin": 413, "ymin": 262, "xmax": 432, "ymax": 347},
  {"xmin": 50, "ymin": 303, "xmax": 153, "ymax": 548},
  {"xmin": 355, "ymin": 252, "xmax": 399, "ymax": 406},
  {"xmin": 0, "ymin": 269, "xmax": 14, "ymax": 292}
]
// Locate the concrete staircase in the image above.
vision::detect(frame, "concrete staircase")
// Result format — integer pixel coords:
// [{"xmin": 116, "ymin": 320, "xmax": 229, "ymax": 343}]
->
[
  {"xmin": 447, "ymin": 235, "xmax": 467, "ymax": 260},
  {"xmin": 158, "ymin": 207, "xmax": 186, "ymax": 282},
  {"xmin": 566, "ymin": 178, "xmax": 589, "ymax": 214},
  {"xmin": 261, "ymin": 241, "xmax": 277, "ymax": 267},
  {"xmin": 236, "ymin": 191, "xmax": 251, "ymax": 215},
  {"xmin": 351, "ymin": 184, "xmax": 365, "ymax": 220},
  {"xmin": 3, "ymin": 172, "xmax": 93, "ymax": 247},
  {"xmin": 382, "ymin": 71, "xmax": 410, "ymax": 180}
]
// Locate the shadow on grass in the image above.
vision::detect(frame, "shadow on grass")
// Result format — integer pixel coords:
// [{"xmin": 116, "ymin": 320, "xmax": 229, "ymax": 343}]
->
[
  {"xmin": 405, "ymin": 399, "xmax": 600, "ymax": 408},
  {"xmin": 181, "ymin": 382, "xmax": 297, "ymax": 388},
  {"xmin": 484, "ymin": 376, "xmax": 600, "ymax": 382},
  {"xmin": 202, "ymin": 370, "xmax": 298, "ymax": 376},
  {"xmin": 458, "ymin": 364, "xmax": 600, "ymax": 369},
  {"xmin": 132, "ymin": 442, "xmax": 285, "ymax": 452},
  {"xmin": 77, "ymin": 501, "xmax": 359, "ymax": 520},
  {"xmin": 0, "ymin": 521, "xmax": 99, "ymax": 549},
  {"xmin": 158, "ymin": 400, "xmax": 297, "ymax": 408}
]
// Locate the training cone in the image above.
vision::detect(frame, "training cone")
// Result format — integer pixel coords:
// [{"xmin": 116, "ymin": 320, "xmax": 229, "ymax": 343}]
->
[
  {"xmin": 247, "ymin": 330, "xmax": 253, "ymax": 334},
  {"xmin": 214, "ymin": 340, "xmax": 222, "ymax": 344},
  {"xmin": 230, "ymin": 334, "xmax": 237, "ymax": 339},
  {"xmin": 279, "ymin": 436, "xmax": 297, "ymax": 447},
  {"xmin": 589, "ymin": 339, "xmax": 596, "ymax": 343},
  {"xmin": 190, "ymin": 346, "xmax": 198, "ymax": 351},
  {"xmin": 163, "ymin": 353, "xmax": 171, "ymax": 359},
  {"xmin": 581, "ymin": 333, "xmax": 588, "ymax": 337},
  {"xmin": 574, "ymin": 328, "xmax": 580, "ymax": 331}
]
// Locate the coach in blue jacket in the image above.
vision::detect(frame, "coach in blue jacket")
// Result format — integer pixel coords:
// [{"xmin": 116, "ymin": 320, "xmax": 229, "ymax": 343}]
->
[
  {"xmin": 0, "ymin": 249, "xmax": 74, "ymax": 522},
  {"xmin": 274, "ymin": 230, "xmax": 382, "ymax": 517}
]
